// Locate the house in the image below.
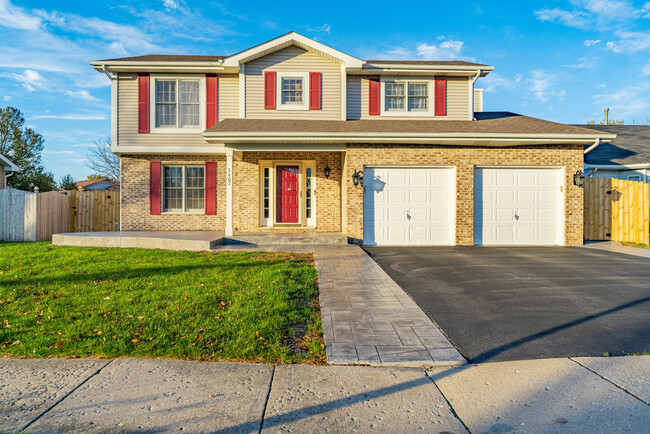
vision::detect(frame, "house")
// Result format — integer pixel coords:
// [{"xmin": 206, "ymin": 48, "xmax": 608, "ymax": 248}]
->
[
  {"xmin": 579, "ymin": 125, "xmax": 650, "ymax": 182},
  {"xmin": 89, "ymin": 32, "xmax": 615, "ymax": 246},
  {"xmin": 0, "ymin": 153, "xmax": 19, "ymax": 189},
  {"xmin": 75, "ymin": 177, "xmax": 118, "ymax": 191}
]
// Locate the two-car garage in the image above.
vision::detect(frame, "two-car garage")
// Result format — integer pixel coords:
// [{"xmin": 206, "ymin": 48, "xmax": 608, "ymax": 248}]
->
[{"xmin": 362, "ymin": 166, "xmax": 565, "ymax": 246}]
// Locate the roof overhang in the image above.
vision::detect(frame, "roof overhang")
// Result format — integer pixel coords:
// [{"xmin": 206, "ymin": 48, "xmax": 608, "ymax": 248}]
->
[
  {"xmin": 0, "ymin": 154, "xmax": 19, "ymax": 172},
  {"xmin": 89, "ymin": 61, "xmax": 228, "ymax": 74},
  {"xmin": 353, "ymin": 64, "xmax": 493, "ymax": 77},
  {"xmin": 585, "ymin": 163, "xmax": 650, "ymax": 170},
  {"xmin": 202, "ymin": 131, "xmax": 615, "ymax": 147},
  {"xmin": 222, "ymin": 32, "xmax": 364, "ymax": 68}
]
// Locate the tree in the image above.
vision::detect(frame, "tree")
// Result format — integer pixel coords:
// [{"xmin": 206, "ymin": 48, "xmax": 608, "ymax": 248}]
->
[
  {"xmin": 0, "ymin": 106, "xmax": 56, "ymax": 191},
  {"xmin": 87, "ymin": 174, "xmax": 103, "ymax": 180},
  {"xmin": 59, "ymin": 174, "xmax": 77, "ymax": 190},
  {"xmin": 86, "ymin": 137, "xmax": 120, "ymax": 186}
]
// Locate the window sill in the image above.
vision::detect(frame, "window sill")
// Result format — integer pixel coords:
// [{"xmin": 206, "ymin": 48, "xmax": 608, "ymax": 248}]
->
[
  {"xmin": 150, "ymin": 128, "xmax": 204, "ymax": 134},
  {"xmin": 161, "ymin": 211, "xmax": 207, "ymax": 215}
]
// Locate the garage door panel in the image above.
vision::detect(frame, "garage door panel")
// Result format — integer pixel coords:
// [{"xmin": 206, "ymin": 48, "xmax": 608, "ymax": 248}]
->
[
  {"xmin": 475, "ymin": 168, "xmax": 562, "ymax": 245},
  {"xmin": 364, "ymin": 167, "xmax": 455, "ymax": 246}
]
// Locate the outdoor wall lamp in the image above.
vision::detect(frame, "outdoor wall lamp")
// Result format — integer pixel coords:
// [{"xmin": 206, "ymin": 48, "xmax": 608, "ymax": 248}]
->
[
  {"xmin": 573, "ymin": 170, "xmax": 585, "ymax": 187},
  {"xmin": 324, "ymin": 164, "xmax": 331, "ymax": 179},
  {"xmin": 352, "ymin": 170, "xmax": 363, "ymax": 186}
]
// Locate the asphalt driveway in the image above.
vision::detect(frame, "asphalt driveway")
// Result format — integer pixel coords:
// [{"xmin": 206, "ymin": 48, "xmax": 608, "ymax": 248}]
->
[{"xmin": 364, "ymin": 246, "xmax": 650, "ymax": 363}]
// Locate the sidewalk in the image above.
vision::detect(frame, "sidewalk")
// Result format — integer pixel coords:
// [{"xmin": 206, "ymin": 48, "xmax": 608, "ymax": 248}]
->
[{"xmin": 2, "ymin": 356, "xmax": 648, "ymax": 433}]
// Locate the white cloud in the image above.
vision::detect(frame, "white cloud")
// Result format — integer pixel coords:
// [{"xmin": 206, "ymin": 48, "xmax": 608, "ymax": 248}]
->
[
  {"xmin": 30, "ymin": 113, "xmax": 107, "ymax": 120},
  {"xmin": 527, "ymin": 70, "xmax": 565, "ymax": 103},
  {"xmin": 162, "ymin": 0, "xmax": 180, "ymax": 10},
  {"xmin": 584, "ymin": 39, "xmax": 601, "ymax": 46},
  {"xmin": 3, "ymin": 95, "xmax": 10, "ymax": 101},
  {"xmin": 64, "ymin": 89, "xmax": 100, "ymax": 102},
  {"xmin": 9, "ymin": 69, "xmax": 44, "ymax": 91},
  {"xmin": 535, "ymin": 8, "xmax": 590, "ymax": 29},
  {"xmin": 416, "ymin": 39, "xmax": 465, "ymax": 60},
  {"xmin": 43, "ymin": 149, "xmax": 77, "ymax": 155},
  {"xmin": 481, "ymin": 73, "xmax": 520, "ymax": 93},
  {"xmin": 606, "ymin": 30, "xmax": 650, "ymax": 53},
  {"xmin": 0, "ymin": 0, "xmax": 41, "ymax": 30},
  {"xmin": 643, "ymin": 63, "xmax": 650, "ymax": 75},
  {"xmin": 593, "ymin": 83, "xmax": 650, "ymax": 118},
  {"xmin": 563, "ymin": 56, "xmax": 596, "ymax": 69}
]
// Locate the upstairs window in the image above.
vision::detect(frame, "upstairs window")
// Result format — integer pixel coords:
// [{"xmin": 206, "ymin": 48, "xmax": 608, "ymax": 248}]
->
[
  {"xmin": 281, "ymin": 77, "xmax": 304, "ymax": 104},
  {"xmin": 382, "ymin": 78, "xmax": 433, "ymax": 115},
  {"xmin": 155, "ymin": 79, "xmax": 200, "ymax": 128}
]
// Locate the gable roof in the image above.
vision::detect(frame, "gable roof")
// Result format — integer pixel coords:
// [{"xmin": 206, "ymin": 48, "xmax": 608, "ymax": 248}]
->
[
  {"xmin": 0, "ymin": 153, "xmax": 19, "ymax": 172},
  {"xmin": 203, "ymin": 112, "xmax": 614, "ymax": 147},
  {"xmin": 579, "ymin": 125, "xmax": 650, "ymax": 166},
  {"xmin": 97, "ymin": 54, "xmax": 227, "ymax": 63},
  {"xmin": 222, "ymin": 31, "xmax": 364, "ymax": 68}
]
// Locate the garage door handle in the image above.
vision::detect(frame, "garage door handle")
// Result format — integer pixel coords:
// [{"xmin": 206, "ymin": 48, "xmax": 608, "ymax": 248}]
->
[
  {"xmin": 407, "ymin": 210, "xmax": 411, "ymax": 220},
  {"xmin": 514, "ymin": 210, "xmax": 519, "ymax": 220}
]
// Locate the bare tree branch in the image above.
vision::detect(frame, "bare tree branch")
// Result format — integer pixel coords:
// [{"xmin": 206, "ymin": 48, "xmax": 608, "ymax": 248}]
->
[{"xmin": 87, "ymin": 137, "xmax": 120, "ymax": 187}]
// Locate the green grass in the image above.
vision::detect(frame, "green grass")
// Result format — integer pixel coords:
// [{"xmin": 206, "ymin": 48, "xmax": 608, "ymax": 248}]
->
[
  {"xmin": 0, "ymin": 242, "xmax": 325, "ymax": 364},
  {"xmin": 621, "ymin": 241, "xmax": 650, "ymax": 249}
]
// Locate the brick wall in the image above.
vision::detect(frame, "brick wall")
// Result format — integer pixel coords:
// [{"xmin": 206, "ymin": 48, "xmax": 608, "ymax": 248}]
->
[
  {"xmin": 0, "ymin": 166, "xmax": 5, "ymax": 189},
  {"xmin": 234, "ymin": 151, "xmax": 342, "ymax": 232},
  {"xmin": 120, "ymin": 155, "xmax": 227, "ymax": 231},
  {"xmin": 343, "ymin": 144, "xmax": 584, "ymax": 246}
]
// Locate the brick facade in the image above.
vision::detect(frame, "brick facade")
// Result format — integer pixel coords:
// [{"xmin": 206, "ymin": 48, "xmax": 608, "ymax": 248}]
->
[
  {"xmin": 120, "ymin": 155, "xmax": 227, "ymax": 231},
  {"xmin": 343, "ymin": 144, "xmax": 584, "ymax": 246},
  {"xmin": 119, "ymin": 144, "xmax": 583, "ymax": 246},
  {"xmin": 234, "ymin": 151, "xmax": 342, "ymax": 232},
  {"xmin": 0, "ymin": 166, "xmax": 5, "ymax": 189}
]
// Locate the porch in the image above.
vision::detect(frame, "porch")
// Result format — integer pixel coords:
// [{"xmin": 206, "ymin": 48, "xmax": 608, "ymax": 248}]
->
[{"xmin": 52, "ymin": 230, "xmax": 348, "ymax": 251}]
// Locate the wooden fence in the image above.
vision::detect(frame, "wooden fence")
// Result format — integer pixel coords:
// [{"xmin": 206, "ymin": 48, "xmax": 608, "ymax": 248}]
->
[
  {"xmin": 584, "ymin": 177, "xmax": 650, "ymax": 244},
  {"xmin": 0, "ymin": 188, "xmax": 120, "ymax": 241},
  {"xmin": 69, "ymin": 190, "xmax": 120, "ymax": 232}
]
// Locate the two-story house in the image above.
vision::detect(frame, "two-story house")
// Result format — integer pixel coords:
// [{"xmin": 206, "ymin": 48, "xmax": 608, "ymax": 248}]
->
[{"xmin": 90, "ymin": 32, "xmax": 614, "ymax": 246}]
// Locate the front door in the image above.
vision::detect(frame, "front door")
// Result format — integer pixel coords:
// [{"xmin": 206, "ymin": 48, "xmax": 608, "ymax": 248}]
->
[{"xmin": 276, "ymin": 166, "xmax": 300, "ymax": 223}]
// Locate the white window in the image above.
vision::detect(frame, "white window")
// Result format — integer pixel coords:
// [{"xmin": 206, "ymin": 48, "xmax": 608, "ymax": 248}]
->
[
  {"xmin": 627, "ymin": 175, "xmax": 642, "ymax": 182},
  {"xmin": 151, "ymin": 75, "xmax": 205, "ymax": 132},
  {"xmin": 276, "ymin": 72, "xmax": 309, "ymax": 110},
  {"xmin": 381, "ymin": 78, "xmax": 433, "ymax": 116},
  {"xmin": 163, "ymin": 165, "xmax": 205, "ymax": 213}
]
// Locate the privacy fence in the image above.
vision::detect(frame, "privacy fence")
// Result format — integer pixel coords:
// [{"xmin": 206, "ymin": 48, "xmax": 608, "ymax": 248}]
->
[
  {"xmin": 0, "ymin": 189, "xmax": 120, "ymax": 242},
  {"xmin": 584, "ymin": 177, "xmax": 650, "ymax": 245}
]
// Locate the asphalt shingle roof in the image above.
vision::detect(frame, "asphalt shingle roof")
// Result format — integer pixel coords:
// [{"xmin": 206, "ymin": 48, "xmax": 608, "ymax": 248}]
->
[{"xmin": 578, "ymin": 125, "xmax": 650, "ymax": 165}]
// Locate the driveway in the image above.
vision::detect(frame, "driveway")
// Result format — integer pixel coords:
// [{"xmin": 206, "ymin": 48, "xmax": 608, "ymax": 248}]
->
[{"xmin": 364, "ymin": 246, "xmax": 650, "ymax": 363}]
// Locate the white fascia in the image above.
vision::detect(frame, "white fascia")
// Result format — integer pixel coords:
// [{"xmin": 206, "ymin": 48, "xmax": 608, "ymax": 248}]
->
[{"xmin": 222, "ymin": 32, "xmax": 363, "ymax": 69}]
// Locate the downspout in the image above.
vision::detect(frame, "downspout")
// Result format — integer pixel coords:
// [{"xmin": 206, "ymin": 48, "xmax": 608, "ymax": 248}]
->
[
  {"xmin": 4, "ymin": 171, "xmax": 13, "ymax": 188},
  {"xmin": 102, "ymin": 65, "xmax": 112, "ymax": 81},
  {"xmin": 583, "ymin": 138, "xmax": 600, "ymax": 154},
  {"xmin": 471, "ymin": 70, "xmax": 482, "ymax": 120}
]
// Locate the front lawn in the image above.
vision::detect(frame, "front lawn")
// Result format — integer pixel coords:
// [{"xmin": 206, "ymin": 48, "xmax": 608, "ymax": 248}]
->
[
  {"xmin": 621, "ymin": 241, "xmax": 650, "ymax": 249},
  {"xmin": 0, "ymin": 242, "xmax": 325, "ymax": 364}
]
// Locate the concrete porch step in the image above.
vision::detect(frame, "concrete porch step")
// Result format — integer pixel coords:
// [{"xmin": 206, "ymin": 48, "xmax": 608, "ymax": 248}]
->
[{"xmin": 224, "ymin": 231, "xmax": 348, "ymax": 246}]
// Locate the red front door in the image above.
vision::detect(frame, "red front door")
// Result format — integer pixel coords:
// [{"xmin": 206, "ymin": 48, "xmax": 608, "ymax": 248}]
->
[{"xmin": 276, "ymin": 166, "xmax": 299, "ymax": 223}]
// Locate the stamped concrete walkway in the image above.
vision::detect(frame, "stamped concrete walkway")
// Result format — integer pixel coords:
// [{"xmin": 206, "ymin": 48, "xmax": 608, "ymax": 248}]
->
[{"xmin": 214, "ymin": 244, "xmax": 464, "ymax": 367}]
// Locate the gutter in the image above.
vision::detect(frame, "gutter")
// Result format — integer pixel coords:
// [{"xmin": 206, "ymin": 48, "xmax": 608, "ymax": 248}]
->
[
  {"xmin": 585, "ymin": 163, "xmax": 650, "ymax": 170},
  {"xmin": 471, "ymin": 70, "xmax": 482, "ymax": 120}
]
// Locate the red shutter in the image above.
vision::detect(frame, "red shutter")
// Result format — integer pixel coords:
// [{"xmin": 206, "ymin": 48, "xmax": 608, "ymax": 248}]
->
[
  {"xmin": 264, "ymin": 71, "xmax": 276, "ymax": 109},
  {"xmin": 149, "ymin": 161, "xmax": 161, "ymax": 215},
  {"xmin": 206, "ymin": 74, "xmax": 218, "ymax": 128},
  {"xmin": 205, "ymin": 162, "xmax": 216, "ymax": 215},
  {"xmin": 435, "ymin": 79, "xmax": 447, "ymax": 116},
  {"xmin": 138, "ymin": 74, "xmax": 150, "ymax": 133},
  {"xmin": 309, "ymin": 72, "xmax": 321, "ymax": 110},
  {"xmin": 368, "ymin": 77, "xmax": 380, "ymax": 115}
]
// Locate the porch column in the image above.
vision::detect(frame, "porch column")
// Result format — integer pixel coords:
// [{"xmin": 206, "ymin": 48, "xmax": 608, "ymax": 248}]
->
[{"xmin": 225, "ymin": 148, "xmax": 233, "ymax": 236}]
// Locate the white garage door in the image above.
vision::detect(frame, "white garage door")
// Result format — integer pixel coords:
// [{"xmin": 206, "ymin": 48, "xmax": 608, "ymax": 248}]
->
[
  {"xmin": 363, "ymin": 167, "xmax": 455, "ymax": 246},
  {"xmin": 474, "ymin": 168, "xmax": 564, "ymax": 245}
]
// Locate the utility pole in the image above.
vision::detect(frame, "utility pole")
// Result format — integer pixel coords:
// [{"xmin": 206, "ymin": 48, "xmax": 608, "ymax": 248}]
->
[{"xmin": 604, "ymin": 108, "xmax": 609, "ymax": 124}]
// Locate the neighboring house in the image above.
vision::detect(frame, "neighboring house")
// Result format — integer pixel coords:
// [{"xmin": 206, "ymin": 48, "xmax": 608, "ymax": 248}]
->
[
  {"xmin": 579, "ymin": 125, "xmax": 650, "ymax": 182},
  {"xmin": 89, "ymin": 32, "xmax": 615, "ymax": 246},
  {"xmin": 0, "ymin": 153, "xmax": 19, "ymax": 189},
  {"xmin": 75, "ymin": 177, "xmax": 118, "ymax": 191}
]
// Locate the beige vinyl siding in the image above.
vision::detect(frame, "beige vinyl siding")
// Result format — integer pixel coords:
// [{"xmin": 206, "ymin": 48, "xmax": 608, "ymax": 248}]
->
[
  {"xmin": 245, "ymin": 46, "xmax": 342, "ymax": 120},
  {"xmin": 116, "ymin": 73, "xmax": 208, "ymax": 147},
  {"xmin": 355, "ymin": 75, "xmax": 471, "ymax": 120},
  {"xmin": 218, "ymin": 74, "xmax": 239, "ymax": 121},
  {"xmin": 473, "ymin": 88, "xmax": 483, "ymax": 112},
  {"xmin": 346, "ymin": 76, "xmax": 362, "ymax": 120}
]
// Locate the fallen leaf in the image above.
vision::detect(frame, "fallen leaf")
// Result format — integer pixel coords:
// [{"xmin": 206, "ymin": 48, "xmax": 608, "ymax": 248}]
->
[
  {"xmin": 11, "ymin": 340, "xmax": 20, "ymax": 346},
  {"xmin": 131, "ymin": 339, "xmax": 139, "ymax": 343},
  {"xmin": 55, "ymin": 341, "xmax": 63, "ymax": 348}
]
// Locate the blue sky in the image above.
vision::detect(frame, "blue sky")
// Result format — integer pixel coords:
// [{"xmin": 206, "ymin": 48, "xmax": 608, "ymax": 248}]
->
[{"xmin": 1, "ymin": 0, "xmax": 649, "ymax": 181}]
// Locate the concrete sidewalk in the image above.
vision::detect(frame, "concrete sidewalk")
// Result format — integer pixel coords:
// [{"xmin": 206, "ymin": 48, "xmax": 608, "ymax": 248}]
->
[{"xmin": 2, "ymin": 356, "xmax": 648, "ymax": 433}]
